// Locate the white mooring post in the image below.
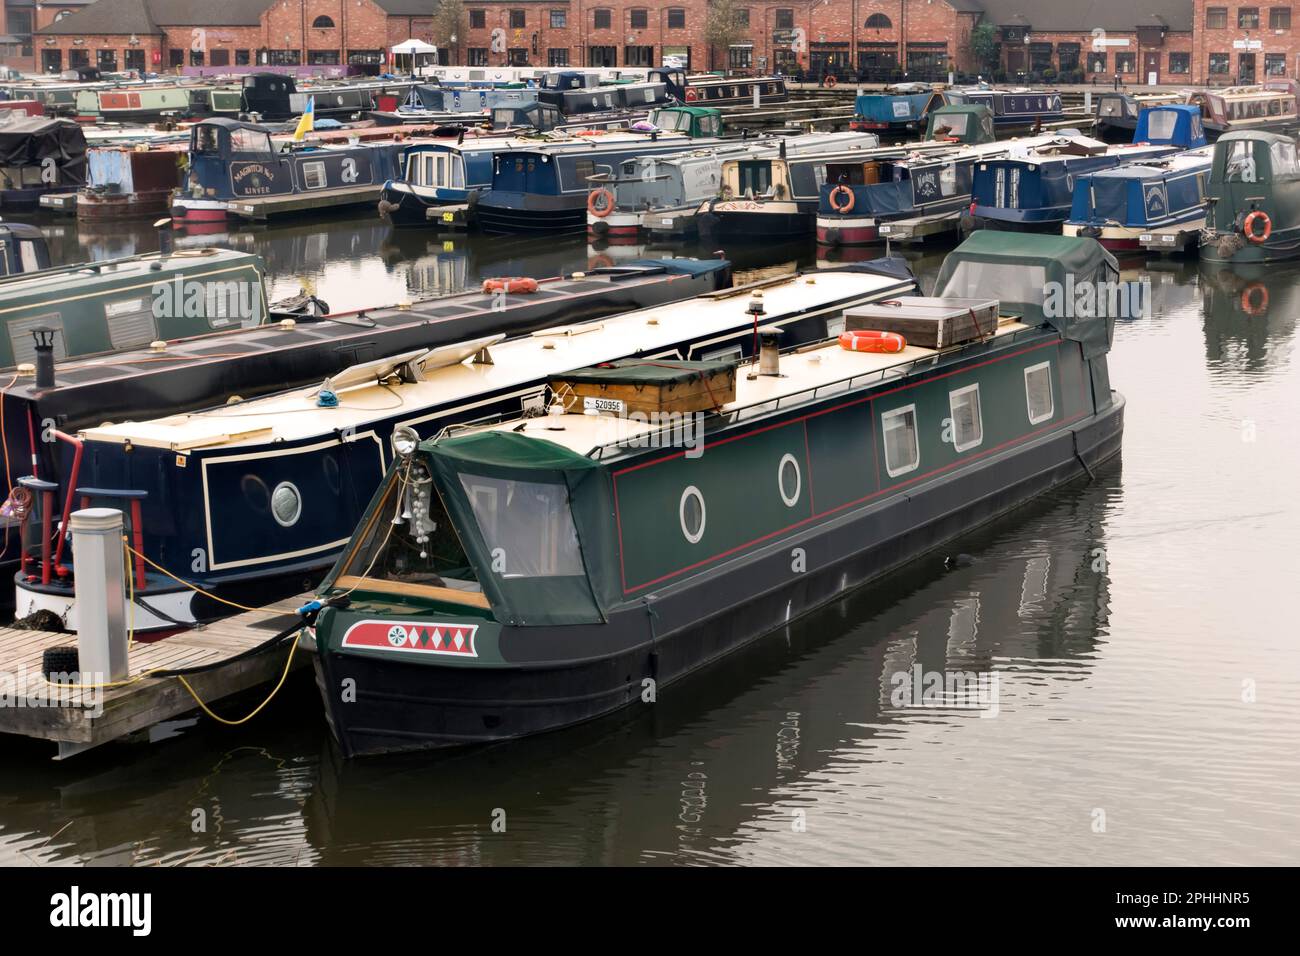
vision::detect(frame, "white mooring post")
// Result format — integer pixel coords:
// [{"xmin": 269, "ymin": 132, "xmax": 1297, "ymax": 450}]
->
[{"xmin": 71, "ymin": 508, "xmax": 128, "ymax": 683}]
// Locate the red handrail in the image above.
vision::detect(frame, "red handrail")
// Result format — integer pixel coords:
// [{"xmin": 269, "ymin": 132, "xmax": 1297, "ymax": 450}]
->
[{"xmin": 51, "ymin": 430, "xmax": 83, "ymax": 577}]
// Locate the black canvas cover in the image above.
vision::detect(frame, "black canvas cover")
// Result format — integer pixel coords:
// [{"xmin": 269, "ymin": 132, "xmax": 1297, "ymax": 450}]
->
[{"xmin": 0, "ymin": 116, "xmax": 87, "ymax": 186}]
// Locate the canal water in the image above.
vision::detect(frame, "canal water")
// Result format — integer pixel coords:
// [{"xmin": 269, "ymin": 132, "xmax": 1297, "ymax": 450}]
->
[{"xmin": 1, "ymin": 212, "xmax": 1296, "ymax": 866}]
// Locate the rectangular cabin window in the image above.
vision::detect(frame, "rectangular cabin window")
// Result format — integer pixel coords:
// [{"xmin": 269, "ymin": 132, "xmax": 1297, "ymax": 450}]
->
[
  {"xmin": 572, "ymin": 158, "xmax": 596, "ymax": 188},
  {"xmin": 948, "ymin": 384, "xmax": 983, "ymax": 453},
  {"xmin": 230, "ymin": 128, "xmax": 272, "ymax": 154},
  {"xmin": 737, "ymin": 160, "xmax": 771, "ymax": 195},
  {"xmin": 301, "ymin": 161, "xmax": 327, "ymax": 189},
  {"xmin": 881, "ymin": 405, "xmax": 919, "ymax": 478},
  {"xmin": 460, "ymin": 475, "xmax": 584, "ymax": 577},
  {"xmin": 1270, "ymin": 140, "xmax": 1299, "ymax": 176},
  {"xmin": 1223, "ymin": 141, "xmax": 1258, "ymax": 181},
  {"xmin": 8, "ymin": 313, "xmax": 66, "ymax": 365},
  {"xmin": 1024, "ymin": 362, "xmax": 1054, "ymax": 425},
  {"xmin": 103, "ymin": 296, "xmax": 157, "ymax": 351}
]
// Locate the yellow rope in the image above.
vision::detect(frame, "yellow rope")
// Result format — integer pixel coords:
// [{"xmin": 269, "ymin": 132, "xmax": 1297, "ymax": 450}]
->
[
  {"xmin": 176, "ymin": 631, "xmax": 301, "ymax": 726},
  {"xmin": 123, "ymin": 544, "xmax": 262, "ymax": 613}
]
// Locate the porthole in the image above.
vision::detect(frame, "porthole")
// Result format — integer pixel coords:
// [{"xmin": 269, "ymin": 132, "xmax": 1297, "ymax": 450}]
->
[
  {"xmin": 271, "ymin": 481, "xmax": 303, "ymax": 527},
  {"xmin": 778, "ymin": 453, "xmax": 801, "ymax": 507},
  {"xmin": 679, "ymin": 486, "xmax": 705, "ymax": 544}
]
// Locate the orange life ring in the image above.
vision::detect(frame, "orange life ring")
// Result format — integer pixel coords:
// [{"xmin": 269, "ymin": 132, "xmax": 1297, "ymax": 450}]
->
[
  {"xmin": 1244, "ymin": 210, "xmax": 1272, "ymax": 244},
  {"xmin": 482, "ymin": 277, "xmax": 539, "ymax": 295},
  {"xmin": 828, "ymin": 184, "xmax": 855, "ymax": 214},
  {"xmin": 825, "ymin": 74, "xmax": 838, "ymax": 88},
  {"xmin": 838, "ymin": 329, "xmax": 906, "ymax": 353},
  {"xmin": 588, "ymin": 187, "xmax": 615, "ymax": 218},
  {"xmin": 1240, "ymin": 283, "xmax": 1269, "ymax": 315},
  {"xmin": 685, "ymin": 88, "xmax": 699, "ymax": 102}
]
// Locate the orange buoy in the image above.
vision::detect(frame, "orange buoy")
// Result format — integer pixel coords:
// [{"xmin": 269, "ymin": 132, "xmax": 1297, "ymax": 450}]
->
[
  {"xmin": 685, "ymin": 88, "xmax": 699, "ymax": 102},
  {"xmin": 482, "ymin": 277, "xmax": 539, "ymax": 295},
  {"xmin": 1241, "ymin": 283, "xmax": 1269, "ymax": 315},
  {"xmin": 825, "ymin": 74, "xmax": 838, "ymax": 88},
  {"xmin": 838, "ymin": 329, "xmax": 906, "ymax": 353},
  {"xmin": 828, "ymin": 184, "xmax": 855, "ymax": 214},
  {"xmin": 588, "ymin": 187, "xmax": 615, "ymax": 218},
  {"xmin": 1244, "ymin": 210, "xmax": 1272, "ymax": 244}
]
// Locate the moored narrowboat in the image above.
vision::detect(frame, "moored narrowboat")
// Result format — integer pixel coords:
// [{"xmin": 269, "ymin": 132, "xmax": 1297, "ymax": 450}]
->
[
  {"xmin": 1185, "ymin": 85, "xmax": 1299, "ymax": 137},
  {"xmin": 77, "ymin": 146, "xmax": 182, "ymax": 221},
  {"xmin": 473, "ymin": 130, "xmax": 703, "ymax": 234},
  {"xmin": 850, "ymin": 86, "xmax": 943, "ymax": 134},
  {"xmin": 1064, "ymin": 105, "xmax": 1211, "ymax": 251},
  {"xmin": 589, "ymin": 132, "xmax": 856, "ymax": 241},
  {"xmin": 169, "ymin": 118, "xmax": 404, "ymax": 225},
  {"xmin": 970, "ymin": 130, "xmax": 1189, "ymax": 233},
  {"xmin": 1199, "ymin": 130, "xmax": 1300, "ymax": 263},
  {"xmin": 817, "ymin": 104, "xmax": 1011, "ymax": 246},
  {"xmin": 649, "ymin": 69, "xmax": 789, "ymax": 107},
  {"xmin": 1094, "ymin": 91, "xmax": 1182, "ymax": 137},
  {"xmin": 13, "ymin": 260, "xmax": 918, "ymax": 632},
  {"xmin": 699, "ymin": 134, "xmax": 962, "ymax": 240},
  {"xmin": 309, "ymin": 233, "xmax": 1124, "ymax": 756},
  {"xmin": 0, "ymin": 116, "xmax": 86, "ymax": 208},
  {"xmin": 378, "ymin": 136, "xmax": 525, "ymax": 228},
  {"xmin": 944, "ymin": 87, "xmax": 1067, "ymax": 133}
]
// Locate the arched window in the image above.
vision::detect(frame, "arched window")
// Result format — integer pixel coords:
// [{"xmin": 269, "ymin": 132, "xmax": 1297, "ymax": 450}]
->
[
  {"xmin": 865, "ymin": 14, "xmax": 892, "ymax": 29},
  {"xmin": 54, "ymin": 8, "xmax": 74, "ymax": 20},
  {"xmin": 312, "ymin": 16, "xmax": 336, "ymax": 29}
]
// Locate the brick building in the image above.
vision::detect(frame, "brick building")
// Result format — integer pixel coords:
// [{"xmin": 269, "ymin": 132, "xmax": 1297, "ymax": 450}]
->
[{"xmin": 0, "ymin": 0, "xmax": 1296, "ymax": 86}]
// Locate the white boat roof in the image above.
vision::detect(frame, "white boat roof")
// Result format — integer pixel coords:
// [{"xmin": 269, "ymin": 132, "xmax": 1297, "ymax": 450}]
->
[
  {"xmin": 79, "ymin": 269, "xmax": 912, "ymax": 452},
  {"xmin": 479, "ymin": 317, "xmax": 1031, "ymax": 456}
]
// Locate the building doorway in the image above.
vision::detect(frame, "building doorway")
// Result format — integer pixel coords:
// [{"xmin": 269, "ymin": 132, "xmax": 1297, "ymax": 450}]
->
[
  {"xmin": 1239, "ymin": 52, "xmax": 1256, "ymax": 83},
  {"xmin": 1143, "ymin": 51, "xmax": 1160, "ymax": 84}
]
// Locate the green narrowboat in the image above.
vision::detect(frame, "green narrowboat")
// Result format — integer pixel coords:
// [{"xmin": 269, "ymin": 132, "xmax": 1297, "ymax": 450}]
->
[
  {"xmin": 1200, "ymin": 129, "xmax": 1300, "ymax": 263},
  {"xmin": 0, "ymin": 247, "xmax": 269, "ymax": 368},
  {"xmin": 310, "ymin": 233, "xmax": 1126, "ymax": 756}
]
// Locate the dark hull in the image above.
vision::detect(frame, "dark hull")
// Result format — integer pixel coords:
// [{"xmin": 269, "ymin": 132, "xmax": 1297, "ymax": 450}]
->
[
  {"xmin": 378, "ymin": 181, "xmax": 468, "ymax": 228},
  {"xmin": 475, "ymin": 193, "xmax": 586, "ymax": 234},
  {"xmin": 319, "ymin": 393, "xmax": 1125, "ymax": 756},
  {"xmin": 700, "ymin": 207, "xmax": 813, "ymax": 240}
]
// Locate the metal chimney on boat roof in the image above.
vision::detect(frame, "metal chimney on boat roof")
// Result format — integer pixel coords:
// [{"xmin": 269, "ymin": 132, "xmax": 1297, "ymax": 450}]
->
[
  {"xmin": 758, "ymin": 326, "xmax": 783, "ymax": 377},
  {"xmin": 32, "ymin": 326, "xmax": 56, "ymax": 389}
]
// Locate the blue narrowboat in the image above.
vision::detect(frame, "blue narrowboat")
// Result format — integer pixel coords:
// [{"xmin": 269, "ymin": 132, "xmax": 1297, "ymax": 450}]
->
[
  {"xmin": 377, "ymin": 136, "xmax": 528, "ymax": 227},
  {"xmin": 474, "ymin": 130, "xmax": 704, "ymax": 233},
  {"xmin": 850, "ymin": 86, "xmax": 943, "ymax": 134},
  {"xmin": 400, "ymin": 83, "xmax": 537, "ymax": 116},
  {"xmin": 1063, "ymin": 105, "xmax": 1211, "ymax": 251},
  {"xmin": 169, "ymin": 118, "xmax": 404, "ymax": 225},
  {"xmin": 944, "ymin": 87, "xmax": 1066, "ymax": 133}
]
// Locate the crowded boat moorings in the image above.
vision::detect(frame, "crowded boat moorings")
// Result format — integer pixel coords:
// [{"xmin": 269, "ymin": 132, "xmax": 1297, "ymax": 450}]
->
[{"xmin": 0, "ymin": 30, "xmax": 1295, "ymax": 759}]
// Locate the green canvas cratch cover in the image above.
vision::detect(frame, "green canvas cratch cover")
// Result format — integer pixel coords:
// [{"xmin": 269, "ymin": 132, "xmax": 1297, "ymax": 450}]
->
[
  {"xmin": 932, "ymin": 232, "xmax": 1120, "ymax": 359},
  {"xmin": 926, "ymin": 104, "xmax": 996, "ymax": 144},
  {"xmin": 558, "ymin": 358, "xmax": 734, "ymax": 386},
  {"xmin": 424, "ymin": 431, "xmax": 618, "ymax": 627}
]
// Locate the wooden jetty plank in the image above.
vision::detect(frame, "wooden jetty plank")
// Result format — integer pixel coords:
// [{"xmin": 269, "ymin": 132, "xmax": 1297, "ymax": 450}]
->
[
  {"xmin": 229, "ymin": 185, "xmax": 384, "ymax": 221},
  {"xmin": 0, "ymin": 593, "xmax": 314, "ymax": 756}
]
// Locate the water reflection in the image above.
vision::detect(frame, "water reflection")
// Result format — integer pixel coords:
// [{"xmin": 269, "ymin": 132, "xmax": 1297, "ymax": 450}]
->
[{"xmin": 1198, "ymin": 260, "xmax": 1299, "ymax": 379}]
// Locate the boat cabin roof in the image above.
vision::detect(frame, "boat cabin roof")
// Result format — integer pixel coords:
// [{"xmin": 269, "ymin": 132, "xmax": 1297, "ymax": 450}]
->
[
  {"xmin": 470, "ymin": 316, "xmax": 1031, "ymax": 459},
  {"xmin": 77, "ymin": 269, "xmax": 909, "ymax": 451}
]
